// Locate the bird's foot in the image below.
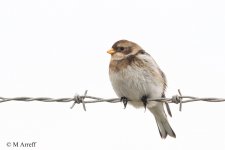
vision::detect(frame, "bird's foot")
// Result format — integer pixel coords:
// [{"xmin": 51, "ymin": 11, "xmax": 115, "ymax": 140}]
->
[
  {"xmin": 120, "ymin": 97, "xmax": 128, "ymax": 109},
  {"xmin": 141, "ymin": 95, "xmax": 148, "ymax": 111}
]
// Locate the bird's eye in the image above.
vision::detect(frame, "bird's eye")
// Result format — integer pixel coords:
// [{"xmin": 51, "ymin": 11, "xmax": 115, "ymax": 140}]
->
[{"xmin": 117, "ymin": 47, "xmax": 125, "ymax": 52}]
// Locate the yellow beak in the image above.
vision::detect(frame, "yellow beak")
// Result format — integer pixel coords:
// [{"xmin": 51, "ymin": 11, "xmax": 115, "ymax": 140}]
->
[{"xmin": 107, "ymin": 48, "xmax": 116, "ymax": 55}]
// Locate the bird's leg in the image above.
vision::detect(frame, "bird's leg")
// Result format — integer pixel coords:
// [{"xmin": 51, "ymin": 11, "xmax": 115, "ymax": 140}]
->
[
  {"xmin": 141, "ymin": 95, "xmax": 148, "ymax": 110},
  {"xmin": 120, "ymin": 96, "xmax": 128, "ymax": 109}
]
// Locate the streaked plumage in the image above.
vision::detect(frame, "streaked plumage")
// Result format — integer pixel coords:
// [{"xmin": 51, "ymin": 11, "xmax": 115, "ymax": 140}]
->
[{"xmin": 107, "ymin": 40, "xmax": 176, "ymax": 138}]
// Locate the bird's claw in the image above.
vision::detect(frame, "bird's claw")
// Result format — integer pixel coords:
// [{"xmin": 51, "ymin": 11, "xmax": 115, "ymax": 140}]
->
[
  {"xmin": 120, "ymin": 97, "xmax": 128, "ymax": 109},
  {"xmin": 141, "ymin": 95, "xmax": 148, "ymax": 111}
]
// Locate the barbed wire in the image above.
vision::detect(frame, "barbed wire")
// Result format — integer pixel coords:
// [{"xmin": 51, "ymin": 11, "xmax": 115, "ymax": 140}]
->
[{"xmin": 0, "ymin": 89, "xmax": 225, "ymax": 111}]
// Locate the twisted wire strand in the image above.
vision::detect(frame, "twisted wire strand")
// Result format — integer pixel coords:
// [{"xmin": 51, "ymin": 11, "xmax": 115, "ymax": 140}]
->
[{"xmin": 0, "ymin": 90, "xmax": 224, "ymax": 112}]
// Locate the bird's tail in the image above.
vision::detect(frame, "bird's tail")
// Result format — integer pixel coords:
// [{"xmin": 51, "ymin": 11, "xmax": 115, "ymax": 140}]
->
[
  {"xmin": 154, "ymin": 115, "xmax": 176, "ymax": 138},
  {"xmin": 148, "ymin": 102, "xmax": 176, "ymax": 139}
]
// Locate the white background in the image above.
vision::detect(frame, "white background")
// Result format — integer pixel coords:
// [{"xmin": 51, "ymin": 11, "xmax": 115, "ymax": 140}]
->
[{"xmin": 0, "ymin": 0, "xmax": 225, "ymax": 149}]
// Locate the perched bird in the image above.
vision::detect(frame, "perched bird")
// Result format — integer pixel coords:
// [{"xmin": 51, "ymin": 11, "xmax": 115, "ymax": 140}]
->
[{"xmin": 107, "ymin": 40, "xmax": 176, "ymax": 138}]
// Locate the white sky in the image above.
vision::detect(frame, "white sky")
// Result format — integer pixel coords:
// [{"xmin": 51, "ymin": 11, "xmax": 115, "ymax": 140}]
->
[{"xmin": 0, "ymin": 0, "xmax": 225, "ymax": 149}]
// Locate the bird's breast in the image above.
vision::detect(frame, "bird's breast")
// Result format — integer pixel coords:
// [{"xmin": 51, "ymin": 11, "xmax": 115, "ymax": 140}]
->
[{"xmin": 109, "ymin": 64, "xmax": 164, "ymax": 102}]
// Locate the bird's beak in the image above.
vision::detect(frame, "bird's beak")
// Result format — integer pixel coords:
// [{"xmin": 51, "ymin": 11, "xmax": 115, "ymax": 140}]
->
[{"xmin": 107, "ymin": 48, "xmax": 116, "ymax": 55}]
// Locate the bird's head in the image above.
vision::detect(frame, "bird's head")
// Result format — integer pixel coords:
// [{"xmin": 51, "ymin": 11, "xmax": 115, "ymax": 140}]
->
[{"xmin": 107, "ymin": 40, "xmax": 143, "ymax": 60}]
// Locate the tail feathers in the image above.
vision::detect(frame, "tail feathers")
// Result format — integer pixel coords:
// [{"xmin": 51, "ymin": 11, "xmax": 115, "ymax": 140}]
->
[{"xmin": 155, "ymin": 117, "xmax": 176, "ymax": 139}]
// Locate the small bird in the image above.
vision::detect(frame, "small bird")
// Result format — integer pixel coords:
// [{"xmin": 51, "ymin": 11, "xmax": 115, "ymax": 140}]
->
[{"xmin": 107, "ymin": 40, "xmax": 176, "ymax": 138}]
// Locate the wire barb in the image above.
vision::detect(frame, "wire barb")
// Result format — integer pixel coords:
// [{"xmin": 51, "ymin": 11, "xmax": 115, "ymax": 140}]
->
[
  {"xmin": 178, "ymin": 89, "xmax": 183, "ymax": 111},
  {"xmin": 70, "ymin": 90, "xmax": 88, "ymax": 111},
  {"xmin": 170, "ymin": 89, "xmax": 183, "ymax": 111}
]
